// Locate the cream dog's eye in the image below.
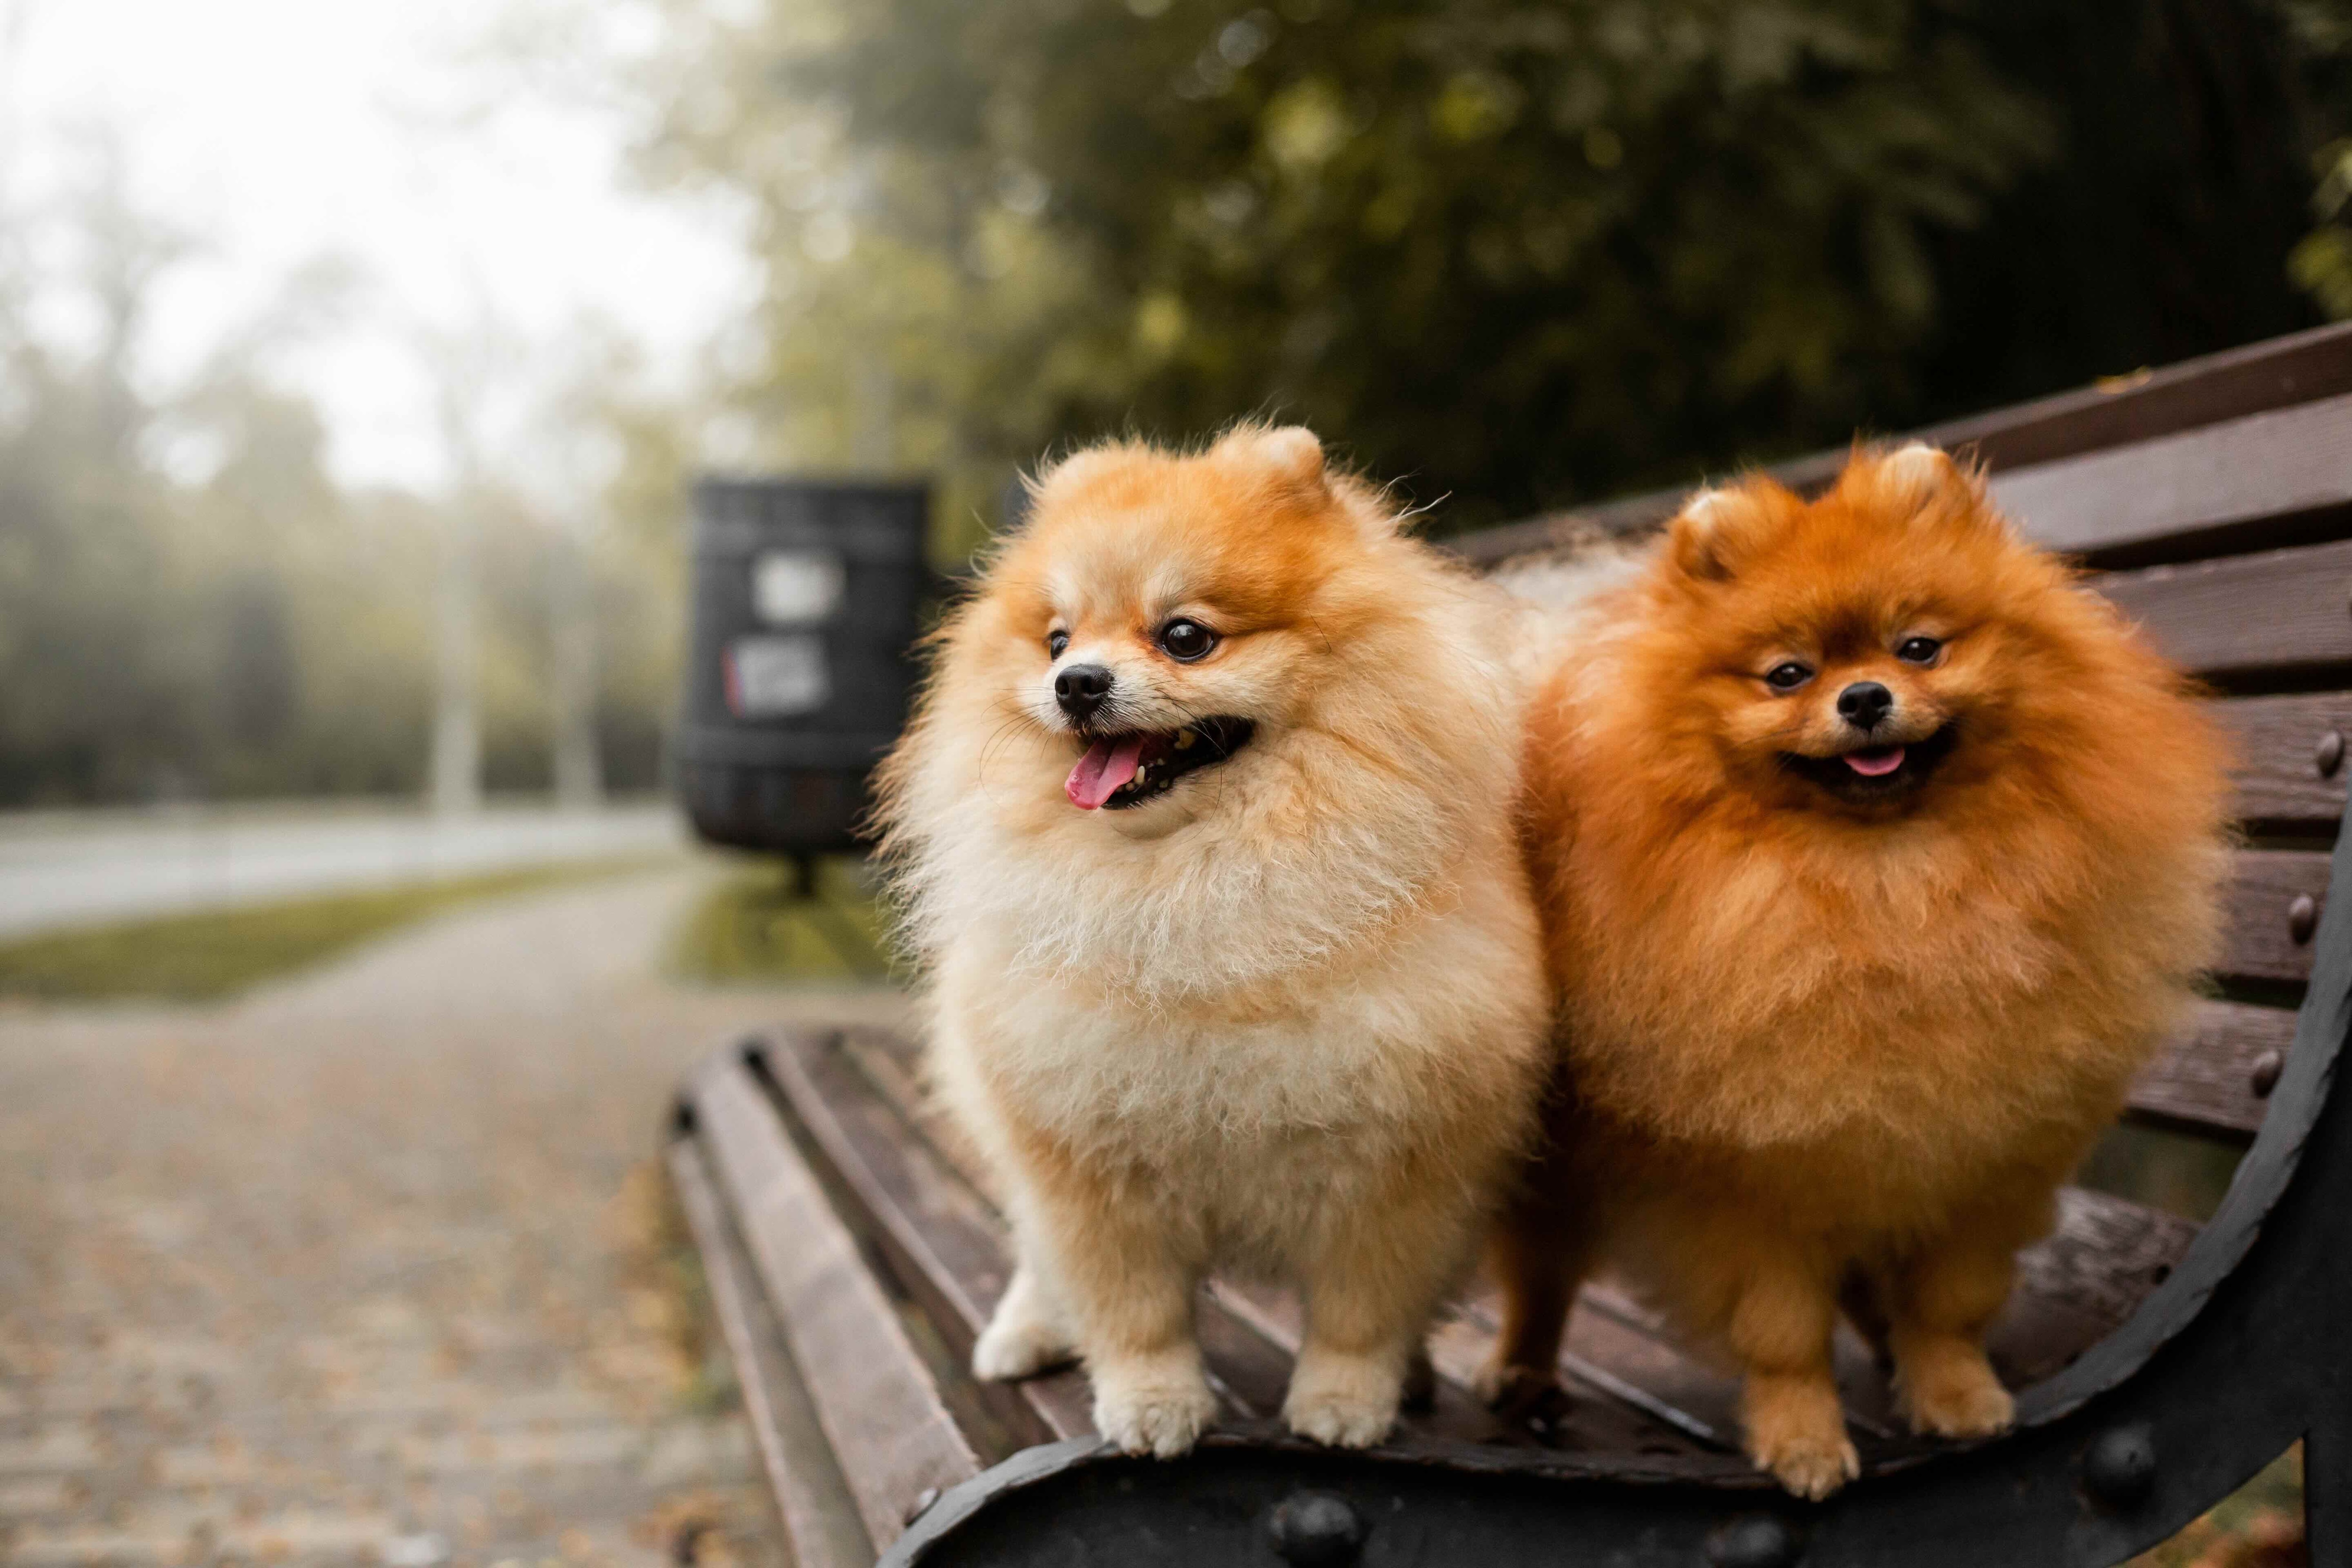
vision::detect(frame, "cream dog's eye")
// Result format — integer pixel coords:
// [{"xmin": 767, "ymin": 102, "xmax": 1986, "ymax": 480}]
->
[
  {"xmin": 1047, "ymin": 629, "xmax": 1070, "ymax": 658},
  {"xmin": 1157, "ymin": 619, "xmax": 1217, "ymax": 661},
  {"xmin": 1897, "ymin": 635, "xmax": 1943, "ymax": 665},
  {"xmin": 1764, "ymin": 661, "xmax": 1812, "ymax": 692}
]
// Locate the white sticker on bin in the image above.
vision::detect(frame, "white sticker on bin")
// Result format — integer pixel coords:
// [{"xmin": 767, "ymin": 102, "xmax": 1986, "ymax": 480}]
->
[
  {"xmin": 752, "ymin": 549, "xmax": 846, "ymax": 626},
  {"xmin": 726, "ymin": 635, "xmax": 830, "ymax": 717}
]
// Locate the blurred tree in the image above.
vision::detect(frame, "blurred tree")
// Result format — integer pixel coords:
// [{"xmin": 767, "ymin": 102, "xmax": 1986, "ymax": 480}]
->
[
  {"xmin": 626, "ymin": 0, "xmax": 2339, "ymax": 541},
  {"xmin": 0, "ymin": 139, "xmax": 684, "ymax": 806},
  {"xmin": 2284, "ymin": 0, "xmax": 2352, "ymax": 317}
]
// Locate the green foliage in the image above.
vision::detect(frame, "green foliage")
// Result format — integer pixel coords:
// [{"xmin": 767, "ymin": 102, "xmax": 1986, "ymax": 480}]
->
[
  {"xmin": 0, "ymin": 857, "xmax": 667, "ymax": 1002},
  {"xmin": 2129, "ymin": 1443, "xmax": 2304, "ymax": 1566},
  {"xmin": 625, "ymin": 0, "xmax": 2342, "ymax": 541},
  {"xmin": 621, "ymin": 0, "xmax": 2352, "ymax": 543}
]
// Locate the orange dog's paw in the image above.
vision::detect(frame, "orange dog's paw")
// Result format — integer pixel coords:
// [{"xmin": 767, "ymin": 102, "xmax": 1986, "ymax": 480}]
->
[
  {"xmin": 1898, "ymin": 1353, "xmax": 2015, "ymax": 1440},
  {"xmin": 1749, "ymin": 1427, "xmax": 1861, "ymax": 1501},
  {"xmin": 1472, "ymin": 1358, "xmax": 1572, "ymax": 1427},
  {"xmin": 1744, "ymin": 1380, "xmax": 1859, "ymax": 1500}
]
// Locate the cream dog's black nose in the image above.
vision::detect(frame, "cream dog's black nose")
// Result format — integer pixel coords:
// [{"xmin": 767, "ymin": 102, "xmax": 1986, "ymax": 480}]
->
[
  {"xmin": 1837, "ymin": 681, "xmax": 1893, "ymax": 730},
  {"xmin": 1055, "ymin": 663, "xmax": 1114, "ymax": 721}
]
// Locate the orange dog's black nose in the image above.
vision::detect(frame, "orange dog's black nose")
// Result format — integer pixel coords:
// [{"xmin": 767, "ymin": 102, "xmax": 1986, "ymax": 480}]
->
[
  {"xmin": 1837, "ymin": 681, "xmax": 1892, "ymax": 730},
  {"xmin": 1055, "ymin": 663, "xmax": 1114, "ymax": 720}
]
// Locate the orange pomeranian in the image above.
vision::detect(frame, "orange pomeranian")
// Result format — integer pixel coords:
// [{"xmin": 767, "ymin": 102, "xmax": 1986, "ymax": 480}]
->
[
  {"xmin": 876, "ymin": 425, "xmax": 1550, "ymax": 1457},
  {"xmin": 1480, "ymin": 444, "xmax": 2231, "ymax": 1498}
]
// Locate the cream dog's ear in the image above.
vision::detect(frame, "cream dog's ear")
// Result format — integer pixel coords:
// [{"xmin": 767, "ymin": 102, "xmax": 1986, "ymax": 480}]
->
[
  {"xmin": 1667, "ymin": 484, "xmax": 1780, "ymax": 582},
  {"xmin": 1213, "ymin": 422, "xmax": 1330, "ymax": 498}
]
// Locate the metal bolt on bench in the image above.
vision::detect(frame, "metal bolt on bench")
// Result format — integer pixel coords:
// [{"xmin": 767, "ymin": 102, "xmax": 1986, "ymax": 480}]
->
[{"xmin": 668, "ymin": 323, "xmax": 2352, "ymax": 1566}]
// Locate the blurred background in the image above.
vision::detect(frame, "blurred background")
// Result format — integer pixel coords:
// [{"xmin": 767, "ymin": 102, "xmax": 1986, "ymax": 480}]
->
[
  {"xmin": 3, "ymin": 1, "xmax": 2346, "ymax": 1562},
  {"xmin": 9, "ymin": 0, "xmax": 2352, "ymax": 816}
]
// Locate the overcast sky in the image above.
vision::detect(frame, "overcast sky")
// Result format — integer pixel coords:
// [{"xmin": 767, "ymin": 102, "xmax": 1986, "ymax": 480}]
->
[{"xmin": 1, "ymin": 0, "xmax": 754, "ymax": 494}]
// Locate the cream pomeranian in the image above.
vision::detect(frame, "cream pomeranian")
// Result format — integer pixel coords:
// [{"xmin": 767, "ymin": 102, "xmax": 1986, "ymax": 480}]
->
[{"xmin": 874, "ymin": 424, "xmax": 1550, "ymax": 1457}]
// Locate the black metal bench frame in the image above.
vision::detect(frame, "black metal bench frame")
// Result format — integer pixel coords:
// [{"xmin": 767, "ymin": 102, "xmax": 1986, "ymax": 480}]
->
[{"xmin": 668, "ymin": 323, "xmax": 2352, "ymax": 1568}]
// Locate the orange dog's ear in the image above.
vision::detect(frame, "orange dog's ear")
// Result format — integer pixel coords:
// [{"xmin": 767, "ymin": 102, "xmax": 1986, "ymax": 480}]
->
[
  {"xmin": 1666, "ymin": 485, "xmax": 1779, "ymax": 582},
  {"xmin": 1839, "ymin": 442, "xmax": 1995, "ymax": 533}
]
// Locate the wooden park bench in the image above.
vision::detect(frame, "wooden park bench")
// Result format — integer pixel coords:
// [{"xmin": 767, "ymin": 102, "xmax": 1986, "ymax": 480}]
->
[{"xmin": 665, "ymin": 323, "xmax": 2352, "ymax": 1567}]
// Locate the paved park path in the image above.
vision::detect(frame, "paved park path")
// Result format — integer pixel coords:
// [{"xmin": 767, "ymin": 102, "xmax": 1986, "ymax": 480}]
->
[
  {"xmin": 0, "ymin": 805, "xmax": 685, "ymax": 939},
  {"xmin": 0, "ymin": 868, "xmax": 910, "ymax": 1567}
]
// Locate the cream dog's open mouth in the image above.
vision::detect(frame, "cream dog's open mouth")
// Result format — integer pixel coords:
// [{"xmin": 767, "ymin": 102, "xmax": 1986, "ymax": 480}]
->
[{"xmin": 1064, "ymin": 718, "xmax": 1255, "ymax": 811}]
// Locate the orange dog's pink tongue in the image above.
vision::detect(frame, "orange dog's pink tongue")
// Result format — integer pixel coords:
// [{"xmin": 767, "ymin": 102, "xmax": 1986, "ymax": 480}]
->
[
  {"xmin": 1065, "ymin": 736, "xmax": 1145, "ymax": 809},
  {"xmin": 1844, "ymin": 746, "xmax": 1906, "ymax": 778}
]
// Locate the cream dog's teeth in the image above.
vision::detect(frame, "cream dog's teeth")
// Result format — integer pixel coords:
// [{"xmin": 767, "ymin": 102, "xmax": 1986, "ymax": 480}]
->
[{"xmin": 1175, "ymin": 729, "xmax": 1196, "ymax": 749}]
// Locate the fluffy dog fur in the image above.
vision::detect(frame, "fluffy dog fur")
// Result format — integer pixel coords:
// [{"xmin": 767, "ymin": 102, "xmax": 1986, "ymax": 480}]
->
[
  {"xmin": 877, "ymin": 424, "xmax": 1550, "ymax": 1457},
  {"xmin": 1482, "ymin": 444, "xmax": 2231, "ymax": 1498}
]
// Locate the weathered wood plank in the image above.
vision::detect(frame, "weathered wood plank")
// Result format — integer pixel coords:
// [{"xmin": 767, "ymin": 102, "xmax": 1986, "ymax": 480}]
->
[
  {"xmin": 688, "ymin": 1051, "xmax": 978, "ymax": 1546},
  {"xmin": 1926, "ymin": 320, "xmax": 2352, "ymax": 475},
  {"xmin": 2094, "ymin": 536, "xmax": 2352, "ymax": 683},
  {"xmin": 2215, "ymin": 691, "xmax": 2352, "ymax": 825},
  {"xmin": 2219, "ymin": 849, "xmax": 2332, "ymax": 984},
  {"xmin": 1987, "ymin": 392, "xmax": 2352, "ymax": 562},
  {"xmin": 765, "ymin": 1033, "xmax": 1096, "ymax": 1446},
  {"xmin": 2128, "ymin": 999, "xmax": 2299, "ymax": 1137},
  {"xmin": 1993, "ymin": 1188, "xmax": 2200, "ymax": 1387},
  {"xmin": 1450, "ymin": 322, "xmax": 2352, "ymax": 566},
  {"xmin": 666, "ymin": 1136, "xmax": 878, "ymax": 1568}
]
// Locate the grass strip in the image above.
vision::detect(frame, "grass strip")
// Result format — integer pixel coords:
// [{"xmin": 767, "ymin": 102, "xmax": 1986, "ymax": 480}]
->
[
  {"xmin": 0, "ymin": 856, "xmax": 671, "ymax": 1003},
  {"xmin": 668, "ymin": 857, "xmax": 898, "ymax": 986}
]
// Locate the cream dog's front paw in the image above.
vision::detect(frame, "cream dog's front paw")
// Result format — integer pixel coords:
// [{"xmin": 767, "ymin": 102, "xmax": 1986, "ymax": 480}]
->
[
  {"xmin": 1283, "ymin": 1350, "xmax": 1402, "ymax": 1449},
  {"xmin": 971, "ymin": 1266, "xmax": 1077, "ymax": 1381},
  {"xmin": 972, "ymin": 1314, "xmax": 1075, "ymax": 1381},
  {"xmin": 1092, "ymin": 1365, "xmax": 1218, "ymax": 1458}
]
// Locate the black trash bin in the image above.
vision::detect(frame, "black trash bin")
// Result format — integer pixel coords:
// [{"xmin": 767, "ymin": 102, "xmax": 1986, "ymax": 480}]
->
[{"xmin": 675, "ymin": 477, "xmax": 929, "ymax": 857}]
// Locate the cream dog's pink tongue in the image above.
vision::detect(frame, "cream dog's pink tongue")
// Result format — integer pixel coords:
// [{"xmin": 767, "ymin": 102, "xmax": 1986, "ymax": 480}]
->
[
  {"xmin": 1066, "ymin": 736, "xmax": 1146, "ymax": 809},
  {"xmin": 1844, "ymin": 746, "xmax": 1906, "ymax": 778}
]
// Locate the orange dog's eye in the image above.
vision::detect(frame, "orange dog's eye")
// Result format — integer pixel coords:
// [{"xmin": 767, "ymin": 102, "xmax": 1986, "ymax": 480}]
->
[
  {"xmin": 1157, "ymin": 619, "xmax": 1217, "ymax": 662},
  {"xmin": 1764, "ymin": 661, "xmax": 1812, "ymax": 692},
  {"xmin": 1047, "ymin": 629, "xmax": 1070, "ymax": 658},
  {"xmin": 1897, "ymin": 636, "xmax": 1943, "ymax": 665}
]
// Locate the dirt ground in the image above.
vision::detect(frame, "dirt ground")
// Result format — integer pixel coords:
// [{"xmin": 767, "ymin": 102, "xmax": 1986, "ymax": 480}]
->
[{"xmin": 0, "ymin": 868, "xmax": 910, "ymax": 1567}]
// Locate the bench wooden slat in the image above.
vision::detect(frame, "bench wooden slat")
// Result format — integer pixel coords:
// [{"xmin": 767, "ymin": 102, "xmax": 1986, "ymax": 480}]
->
[
  {"xmin": 666, "ymin": 1137, "xmax": 878, "ymax": 1568},
  {"xmin": 687, "ymin": 1052, "xmax": 979, "ymax": 1544},
  {"xmin": 2127, "ymin": 999, "xmax": 2298, "ymax": 1136},
  {"xmin": 2221, "ymin": 849, "xmax": 2332, "ymax": 983},
  {"xmin": 1925, "ymin": 320, "xmax": 2352, "ymax": 476},
  {"xmin": 1994, "ymin": 1187, "xmax": 2199, "ymax": 1386},
  {"xmin": 762, "ymin": 1033, "xmax": 1097, "ymax": 1449},
  {"xmin": 2096, "ymin": 535, "xmax": 2352, "ymax": 683},
  {"xmin": 2216, "ymin": 691, "xmax": 2352, "ymax": 826},
  {"xmin": 1452, "ymin": 322, "xmax": 2352, "ymax": 568},
  {"xmin": 1988, "ymin": 391, "xmax": 2352, "ymax": 562}
]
